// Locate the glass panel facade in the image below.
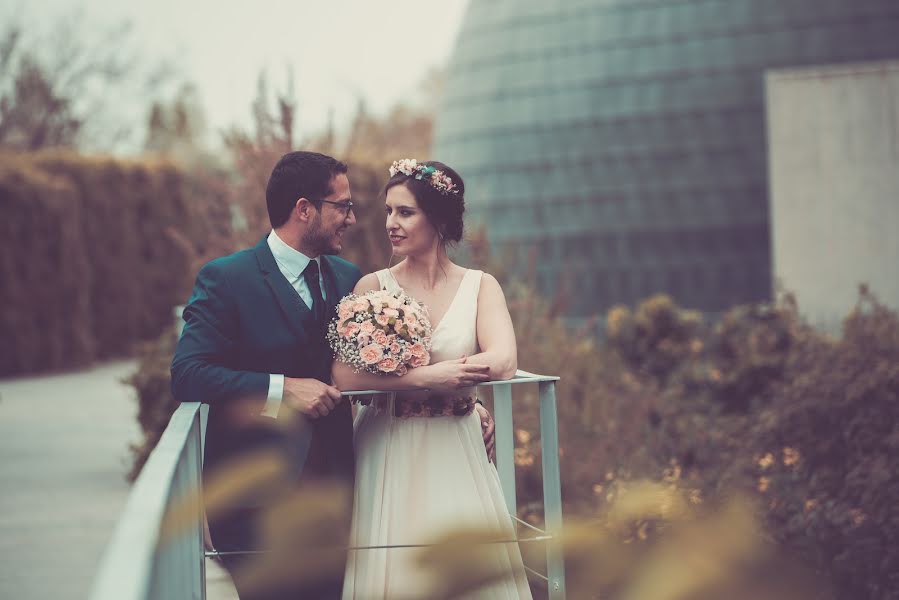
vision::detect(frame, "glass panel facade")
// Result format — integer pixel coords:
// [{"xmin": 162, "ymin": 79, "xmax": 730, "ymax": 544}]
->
[{"xmin": 436, "ymin": 0, "xmax": 899, "ymax": 315}]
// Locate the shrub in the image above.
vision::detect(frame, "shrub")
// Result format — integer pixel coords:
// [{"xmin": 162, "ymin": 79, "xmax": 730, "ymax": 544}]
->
[
  {"xmin": 0, "ymin": 153, "xmax": 94, "ymax": 374},
  {"xmin": 0, "ymin": 151, "xmax": 199, "ymax": 375}
]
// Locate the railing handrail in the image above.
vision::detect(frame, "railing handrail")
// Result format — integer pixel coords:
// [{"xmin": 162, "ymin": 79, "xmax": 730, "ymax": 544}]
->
[
  {"xmin": 339, "ymin": 369, "xmax": 560, "ymax": 396},
  {"xmin": 90, "ymin": 371, "xmax": 565, "ymax": 599},
  {"xmin": 89, "ymin": 402, "xmax": 204, "ymax": 600}
]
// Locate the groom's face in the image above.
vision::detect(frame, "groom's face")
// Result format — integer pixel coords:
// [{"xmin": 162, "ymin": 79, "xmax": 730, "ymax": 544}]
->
[{"xmin": 304, "ymin": 173, "xmax": 355, "ymax": 255}]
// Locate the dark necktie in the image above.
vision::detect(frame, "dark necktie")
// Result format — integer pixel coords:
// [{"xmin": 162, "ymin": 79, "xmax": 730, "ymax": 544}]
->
[{"xmin": 303, "ymin": 259, "xmax": 326, "ymax": 325}]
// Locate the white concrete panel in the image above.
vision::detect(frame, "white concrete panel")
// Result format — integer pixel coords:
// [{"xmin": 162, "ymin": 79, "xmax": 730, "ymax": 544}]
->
[{"xmin": 767, "ymin": 60, "xmax": 899, "ymax": 331}]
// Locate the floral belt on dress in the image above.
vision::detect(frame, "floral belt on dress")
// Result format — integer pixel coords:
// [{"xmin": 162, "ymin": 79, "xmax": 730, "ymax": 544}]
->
[{"xmin": 361, "ymin": 394, "xmax": 477, "ymax": 418}]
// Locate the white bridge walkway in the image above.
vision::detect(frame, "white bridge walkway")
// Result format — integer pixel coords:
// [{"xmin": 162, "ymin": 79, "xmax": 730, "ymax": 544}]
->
[{"xmin": 0, "ymin": 360, "xmax": 236, "ymax": 599}]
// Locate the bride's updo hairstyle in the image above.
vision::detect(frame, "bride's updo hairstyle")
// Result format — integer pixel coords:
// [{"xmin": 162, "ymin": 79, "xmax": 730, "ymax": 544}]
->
[{"xmin": 385, "ymin": 160, "xmax": 466, "ymax": 245}]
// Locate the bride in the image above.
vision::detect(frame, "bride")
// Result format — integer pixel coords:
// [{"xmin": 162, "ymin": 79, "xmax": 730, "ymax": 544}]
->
[{"xmin": 333, "ymin": 159, "xmax": 533, "ymax": 599}]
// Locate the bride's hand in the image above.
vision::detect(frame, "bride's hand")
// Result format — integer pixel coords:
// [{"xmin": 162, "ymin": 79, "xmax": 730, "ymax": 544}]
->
[{"xmin": 419, "ymin": 357, "xmax": 490, "ymax": 391}]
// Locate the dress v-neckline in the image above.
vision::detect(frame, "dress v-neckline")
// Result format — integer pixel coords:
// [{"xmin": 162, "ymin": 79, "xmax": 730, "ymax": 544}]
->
[{"xmin": 386, "ymin": 268, "xmax": 470, "ymax": 335}]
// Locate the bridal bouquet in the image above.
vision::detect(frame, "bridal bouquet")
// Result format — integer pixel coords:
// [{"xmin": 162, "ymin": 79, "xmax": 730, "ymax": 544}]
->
[{"xmin": 327, "ymin": 289, "xmax": 432, "ymax": 376}]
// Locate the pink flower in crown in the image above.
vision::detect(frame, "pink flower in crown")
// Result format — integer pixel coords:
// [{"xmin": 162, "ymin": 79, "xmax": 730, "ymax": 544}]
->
[
  {"xmin": 360, "ymin": 321, "xmax": 376, "ymax": 336},
  {"xmin": 389, "ymin": 158, "xmax": 418, "ymax": 177},
  {"xmin": 377, "ymin": 357, "xmax": 399, "ymax": 373},
  {"xmin": 375, "ymin": 314, "xmax": 390, "ymax": 327},
  {"xmin": 360, "ymin": 344, "xmax": 384, "ymax": 365},
  {"xmin": 373, "ymin": 330, "xmax": 389, "ymax": 346}
]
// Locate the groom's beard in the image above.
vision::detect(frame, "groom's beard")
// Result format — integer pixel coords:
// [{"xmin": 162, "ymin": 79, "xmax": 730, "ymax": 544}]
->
[{"xmin": 302, "ymin": 214, "xmax": 341, "ymax": 256}]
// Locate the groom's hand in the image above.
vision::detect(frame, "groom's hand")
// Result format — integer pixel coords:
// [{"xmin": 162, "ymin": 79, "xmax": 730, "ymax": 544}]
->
[
  {"xmin": 474, "ymin": 404, "xmax": 496, "ymax": 463},
  {"xmin": 283, "ymin": 377, "xmax": 342, "ymax": 419}
]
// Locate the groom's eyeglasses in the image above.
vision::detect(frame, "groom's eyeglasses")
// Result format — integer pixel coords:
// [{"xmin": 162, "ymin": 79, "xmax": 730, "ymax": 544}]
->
[{"xmin": 321, "ymin": 199, "xmax": 355, "ymax": 217}]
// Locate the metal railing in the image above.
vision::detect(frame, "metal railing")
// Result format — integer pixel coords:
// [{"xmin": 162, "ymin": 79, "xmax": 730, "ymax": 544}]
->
[
  {"xmin": 90, "ymin": 372, "xmax": 565, "ymax": 600},
  {"xmin": 89, "ymin": 401, "xmax": 207, "ymax": 600}
]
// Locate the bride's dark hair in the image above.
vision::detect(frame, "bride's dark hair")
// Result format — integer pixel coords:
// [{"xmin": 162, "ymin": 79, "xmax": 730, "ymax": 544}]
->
[{"xmin": 384, "ymin": 160, "xmax": 465, "ymax": 244}]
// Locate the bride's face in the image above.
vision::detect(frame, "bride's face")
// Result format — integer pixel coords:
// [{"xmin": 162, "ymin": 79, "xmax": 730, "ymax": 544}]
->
[{"xmin": 385, "ymin": 184, "xmax": 439, "ymax": 257}]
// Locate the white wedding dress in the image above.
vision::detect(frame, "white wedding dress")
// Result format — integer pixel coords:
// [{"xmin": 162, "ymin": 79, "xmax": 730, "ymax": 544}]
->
[{"xmin": 342, "ymin": 268, "xmax": 532, "ymax": 600}]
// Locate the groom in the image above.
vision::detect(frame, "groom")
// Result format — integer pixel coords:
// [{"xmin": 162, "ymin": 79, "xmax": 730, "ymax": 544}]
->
[
  {"xmin": 171, "ymin": 150, "xmax": 497, "ymax": 599},
  {"xmin": 171, "ymin": 151, "xmax": 361, "ymax": 599}
]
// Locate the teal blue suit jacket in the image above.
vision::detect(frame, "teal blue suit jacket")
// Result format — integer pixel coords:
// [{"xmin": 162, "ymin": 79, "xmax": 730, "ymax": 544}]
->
[{"xmin": 171, "ymin": 237, "xmax": 361, "ymax": 496}]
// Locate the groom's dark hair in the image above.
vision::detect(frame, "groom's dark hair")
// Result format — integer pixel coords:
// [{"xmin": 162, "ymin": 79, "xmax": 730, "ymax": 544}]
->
[{"xmin": 266, "ymin": 151, "xmax": 348, "ymax": 228}]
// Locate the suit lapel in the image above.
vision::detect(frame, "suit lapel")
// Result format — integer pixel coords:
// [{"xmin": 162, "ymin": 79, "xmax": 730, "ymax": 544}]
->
[
  {"xmin": 253, "ymin": 238, "xmax": 312, "ymax": 347},
  {"xmin": 321, "ymin": 256, "xmax": 343, "ymax": 320}
]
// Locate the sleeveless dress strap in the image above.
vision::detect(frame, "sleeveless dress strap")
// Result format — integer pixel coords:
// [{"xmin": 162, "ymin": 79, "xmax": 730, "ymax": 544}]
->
[
  {"xmin": 374, "ymin": 269, "xmax": 401, "ymax": 293},
  {"xmin": 460, "ymin": 270, "xmax": 484, "ymax": 319}
]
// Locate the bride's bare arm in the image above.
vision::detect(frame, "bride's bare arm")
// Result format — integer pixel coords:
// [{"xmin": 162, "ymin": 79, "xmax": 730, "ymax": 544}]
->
[{"xmin": 467, "ymin": 273, "xmax": 518, "ymax": 380}]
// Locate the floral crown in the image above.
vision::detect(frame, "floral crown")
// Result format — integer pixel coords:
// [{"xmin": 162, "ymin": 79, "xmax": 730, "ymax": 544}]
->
[{"xmin": 389, "ymin": 158, "xmax": 459, "ymax": 196}]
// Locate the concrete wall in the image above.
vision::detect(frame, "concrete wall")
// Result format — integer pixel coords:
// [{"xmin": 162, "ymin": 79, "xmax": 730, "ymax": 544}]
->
[{"xmin": 766, "ymin": 60, "xmax": 899, "ymax": 331}]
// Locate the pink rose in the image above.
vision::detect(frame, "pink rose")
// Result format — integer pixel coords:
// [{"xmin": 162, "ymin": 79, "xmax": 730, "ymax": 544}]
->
[
  {"xmin": 393, "ymin": 320, "xmax": 405, "ymax": 334},
  {"xmin": 395, "ymin": 364, "xmax": 408, "ymax": 377},
  {"xmin": 360, "ymin": 321, "xmax": 376, "ymax": 335},
  {"xmin": 410, "ymin": 343, "xmax": 427, "ymax": 358},
  {"xmin": 386, "ymin": 296, "xmax": 402, "ymax": 310},
  {"xmin": 339, "ymin": 305, "xmax": 354, "ymax": 321},
  {"xmin": 356, "ymin": 334, "xmax": 372, "ymax": 347},
  {"xmin": 359, "ymin": 344, "xmax": 384, "ymax": 365},
  {"xmin": 375, "ymin": 314, "xmax": 390, "ymax": 327},
  {"xmin": 377, "ymin": 357, "xmax": 399, "ymax": 373},
  {"xmin": 411, "ymin": 355, "xmax": 428, "ymax": 368},
  {"xmin": 404, "ymin": 315, "xmax": 418, "ymax": 328},
  {"xmin": 343, "ymin": 322, "xmax": 361, "ymax": 337},
  {"xmin": 353, "ymin": 298, "xmax": 370, "ymax": 312},
  {"xmin": 390, "ymin": 342, "xmax": 401, "ymax": 355},
  {"xmin": 373, "ymin": 330, "xmax": 389, "ymax": 346},
  {"xmin": 383, "ymin": 307, "xmax": 399, "ymax": 318},
  {"xmin": 402, "ymin": 349, "xmax": 413, "ymax": 361}
]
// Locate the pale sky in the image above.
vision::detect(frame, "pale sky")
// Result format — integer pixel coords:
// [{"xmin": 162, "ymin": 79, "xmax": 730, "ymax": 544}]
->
[{"xmin": 17, "ymin": 0, "xmax": 469, "ymax": 146}]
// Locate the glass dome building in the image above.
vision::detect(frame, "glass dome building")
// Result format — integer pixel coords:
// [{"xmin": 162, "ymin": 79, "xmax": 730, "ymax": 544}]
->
[{"xmin": 433, "ymin": 0, "xmax": 899, "ymax": 317}]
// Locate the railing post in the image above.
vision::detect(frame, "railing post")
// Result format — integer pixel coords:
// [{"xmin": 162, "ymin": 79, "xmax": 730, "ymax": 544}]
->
[
  {"xmin": 492, "ymin": 382, "xmax": 517, "ymax": 516},
  {"xmin": 190, "ymin": 411, "xmax": 207, "ymax": 599},
  {"xmin": 539, "ymin": 381, "xmax": 566, "ymax": 599},
  {"xmin": 144, "ymin": 408, "xmax": 205, "ymax": 600}
]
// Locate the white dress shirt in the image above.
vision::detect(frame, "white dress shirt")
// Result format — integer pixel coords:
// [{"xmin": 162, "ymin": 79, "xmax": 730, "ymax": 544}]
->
[{"xmin": 262, "ymin": 230, "xmax": 326, "ymax": 418}]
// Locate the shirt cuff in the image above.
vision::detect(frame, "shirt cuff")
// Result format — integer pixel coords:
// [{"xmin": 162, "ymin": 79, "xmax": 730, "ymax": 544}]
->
[{"xmin": 261, "ymin": 374, "xmax": 285, "ymax": 418}]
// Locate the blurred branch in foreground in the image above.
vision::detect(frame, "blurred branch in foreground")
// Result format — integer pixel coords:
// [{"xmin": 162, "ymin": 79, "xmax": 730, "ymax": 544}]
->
[{"xmin": 159, "ymin": 456, "xmax": 824, "ymax": 600}]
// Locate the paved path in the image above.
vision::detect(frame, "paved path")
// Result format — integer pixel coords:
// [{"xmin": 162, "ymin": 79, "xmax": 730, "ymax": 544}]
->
[{"xmin": 0, "ymin": 360, "xmax": 237, "ymax": 599}]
